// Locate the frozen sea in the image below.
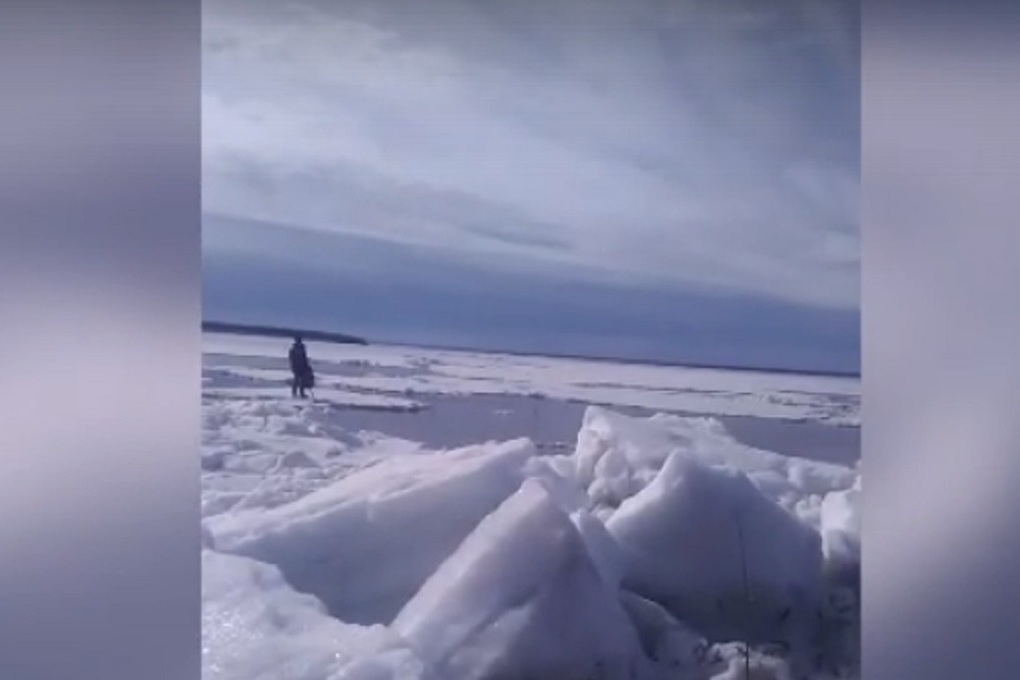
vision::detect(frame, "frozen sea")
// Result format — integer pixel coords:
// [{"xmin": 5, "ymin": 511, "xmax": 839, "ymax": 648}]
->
[{"xmin": 201, "ymin": 332, "xmax": 860, "ymax": 680}]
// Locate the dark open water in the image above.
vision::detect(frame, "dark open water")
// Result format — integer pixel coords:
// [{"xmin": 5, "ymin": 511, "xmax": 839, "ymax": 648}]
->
[{"xmin": 322, "ymin": 392, "xmax": 860, "ymax": 466}]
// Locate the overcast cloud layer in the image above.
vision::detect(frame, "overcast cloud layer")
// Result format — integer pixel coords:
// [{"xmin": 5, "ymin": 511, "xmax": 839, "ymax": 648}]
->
[{"xmin": 202, "ymin": 0, "xmax": 859, "ymax": 372}]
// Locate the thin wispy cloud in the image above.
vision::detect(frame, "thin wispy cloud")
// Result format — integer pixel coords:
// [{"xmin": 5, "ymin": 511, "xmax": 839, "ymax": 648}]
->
[{"xmin": 202, "ymin": 0, "xmax": 859, "ymax": 311}]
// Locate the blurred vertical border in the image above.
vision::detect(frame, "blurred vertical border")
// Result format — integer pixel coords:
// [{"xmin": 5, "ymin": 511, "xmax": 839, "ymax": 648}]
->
[
  {"xmin": 0, "ymin": 0, "xmax": 201, "ymax": 678},
  {"xmin": 863, "ymin": 1, "xmax": 1020, "ymax": 678}
]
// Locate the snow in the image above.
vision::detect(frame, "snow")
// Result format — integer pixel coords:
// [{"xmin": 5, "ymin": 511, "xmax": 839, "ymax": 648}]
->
[
  {"xmin": 202, "ymin": 334, "xmax": 860, "ymax": 680},
  {"xmin": 201, "ymin": 398, "xmax": 427, "ymax": 518},
  {"xmin": 205, "ymin": 439, "xmax": 538, "ymax": 625},
  {"xmin": 202, "ymin": 549, "xmax": 425, "ymax": 680},
  {"xmin": 203, "ymin": 333, "xmax": 859, "ymax": 425},
  {"xmin": 392, "ymin": 479, "xmax": 650, "ymax": 680},
  {"xmin": 205, "ymin": 385, "xmax": 425, "ymax": 412},
  {"xmin": 704, "ymin": 645, "xmax": 796, "ymax": 680},
  {"xmin": 574, "ymin": 406, "xmax": 856, "ymax": 523}
]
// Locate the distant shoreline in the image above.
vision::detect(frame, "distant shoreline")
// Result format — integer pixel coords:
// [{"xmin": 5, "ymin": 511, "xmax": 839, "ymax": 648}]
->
[
  {"xmin": 202, "ymin": 321, "xmax": 368, "ymax": 346},
  {"xmin": 203, "ymin": 320, "xmax": 859, "ymax": 380}
]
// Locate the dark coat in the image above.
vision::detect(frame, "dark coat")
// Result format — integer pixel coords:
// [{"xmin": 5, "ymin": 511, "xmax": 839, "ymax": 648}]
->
[{"xmin": 288, "ymin": 341, "xmax": 315, "ymax": 388}]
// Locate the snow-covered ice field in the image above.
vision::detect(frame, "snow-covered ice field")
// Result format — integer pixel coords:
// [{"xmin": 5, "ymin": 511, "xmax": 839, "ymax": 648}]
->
[{"xmin": 202, "ymin": 333, "xmax": 860, "ymax": 680}]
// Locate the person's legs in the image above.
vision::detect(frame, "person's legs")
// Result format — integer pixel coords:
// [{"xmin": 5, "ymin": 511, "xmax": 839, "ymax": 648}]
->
[{"xmin": 291, "ymin": 376, "xmax": 299, "ymax": 398}]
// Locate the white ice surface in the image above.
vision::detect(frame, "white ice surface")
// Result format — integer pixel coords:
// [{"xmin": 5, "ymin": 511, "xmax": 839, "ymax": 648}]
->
[
  {"xmin": 620, "ymin": 591, "xmax": 710, "ymax": 673},
  {"xmin": 819, "ymin": 478, "xmax": 861, "ymax": 581},
  {"xmin": 202, "ymin": 335, "xmax": 860, "ymax": 680},
  {"xmin": 204, "ymin": 385, "xmax": 425, "ymax": 411},
  {"xmin": 205, "ymin": 438, "xmax": 538, "ymax": 625},
  {"xmin": 606, "ymin": 450, "xmax": 825, "ymax": 643},
  {"xmin": 203, "ymin": 333, "xmax": 859, "ymax": 425},
  {"xmin": 202, "ymin": 549, "xmax": 427, "ymax": 680},
  {"xmin": 202, "ymin": 398, "xmax": 425, "ymax": 518},
  {"xmin": 574, "ymin": 406, "xmax": 856, "ymax": 525},
  {"xmin": 392, "ymin": 479, "xmax": 651, "ymax": 680}
]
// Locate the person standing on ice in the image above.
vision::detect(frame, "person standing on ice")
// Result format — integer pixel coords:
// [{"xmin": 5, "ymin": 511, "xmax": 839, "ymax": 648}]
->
[{"xmin": 288, "ymin": 336, "xmax": 315, "ymax": 399}]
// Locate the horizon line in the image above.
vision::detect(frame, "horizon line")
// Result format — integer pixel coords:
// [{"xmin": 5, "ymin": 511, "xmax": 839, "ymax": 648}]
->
[{"xmin": 202, "ymin": 319, "xmax": 861, "ymax": 380}]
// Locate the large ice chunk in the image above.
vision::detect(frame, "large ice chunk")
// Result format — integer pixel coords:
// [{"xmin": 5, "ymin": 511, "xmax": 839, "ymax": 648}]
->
[
  {"xmin": 607, "ymin": 451, "xmax": 824, "ymax": 644},
  {"xmin": 392, "ymin": 479, "xmax": 651, "ymax": 680},
  {"xmin": 574, "ymin": 407, "xmax": 856, "ymax": 521},
  {"xmin": 205, "ymin": 439, "xmax": 537, "ymax": 625},
  {"xmin": 619, "ymin": 591, "xmax": 710, "ymax": 673},
  {"xmin": 819, "ymin": 477, "xmax": 861, "ymax": 583}
]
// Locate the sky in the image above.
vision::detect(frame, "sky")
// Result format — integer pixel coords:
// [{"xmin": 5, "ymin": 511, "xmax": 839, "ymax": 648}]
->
[{"xmin": 202, "ymin": 0, "xmax": 860, "ymax": 374}]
